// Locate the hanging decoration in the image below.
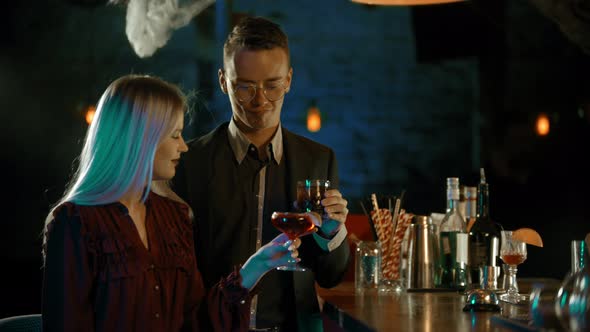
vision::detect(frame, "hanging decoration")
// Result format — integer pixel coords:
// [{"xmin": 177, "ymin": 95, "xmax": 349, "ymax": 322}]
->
[
  {"xmin": 351, "ymin": 0, "xmax": 464, "ymax": 6},
  {"xmin": 120, "ymin": 0, "xmax": 215, "ymax": 58}
]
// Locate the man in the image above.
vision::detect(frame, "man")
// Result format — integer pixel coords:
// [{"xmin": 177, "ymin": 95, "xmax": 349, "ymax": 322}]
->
[{"xmin": 172, "ymin": 16, "xmax": 350, "ymax": 332}]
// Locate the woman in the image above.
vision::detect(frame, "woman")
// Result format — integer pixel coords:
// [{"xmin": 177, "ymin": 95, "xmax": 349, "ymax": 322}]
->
[{"xmin": 42, "ymin": 74, "xmax": 301, "ymax": 331}]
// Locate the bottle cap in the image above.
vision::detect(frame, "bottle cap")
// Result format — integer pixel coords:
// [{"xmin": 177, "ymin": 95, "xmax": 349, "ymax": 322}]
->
[
  {"xmin": 480, "ymin": 168, "xmax": 486, "ymax": 184},
  {"xmin": 447, "ymin": 177, "xmax": 460, "ymax": 200},
  {"xmin": 447, "ymin": 177, "xmax": 459, "ymax": 186}
]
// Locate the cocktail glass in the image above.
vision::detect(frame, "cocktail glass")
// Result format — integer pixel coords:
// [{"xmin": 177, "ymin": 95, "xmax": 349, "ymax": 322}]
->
[
  {"xmin": 499, "ymin": 230, "xmax": 527, "ymax": 304},
  {"xmin": 271, "ymin": 212, "xmax": 316, "ymax": 271}
]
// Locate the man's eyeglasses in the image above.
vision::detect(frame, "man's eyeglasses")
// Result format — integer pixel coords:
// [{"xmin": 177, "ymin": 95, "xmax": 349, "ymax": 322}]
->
[{"xmin": 230, "ymin": 80, "xmax": 288, "ymax": 104}]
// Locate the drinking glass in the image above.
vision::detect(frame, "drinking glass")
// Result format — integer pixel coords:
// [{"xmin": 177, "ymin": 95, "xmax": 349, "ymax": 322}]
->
[
  {"xmin": 566, "ymin": 267, "xmax": 590, "ymax": 332},
  {"xmin": 296, "ymin": 179, "xmax": 330, "ymax": 216},
  {"xmin": 271, "ymin": 212, "xmax": 315, "ymax": 271},
  {"xmin": 499, "ymin": 230, "xmax": 527, "ymax": 303},
  {"xmin": 555, "ymin": 241, "xmax": 590, "ymax": 331},
  {"xmin": 355, "ymin": 240, "xmax": 382, "ymax": 293}
]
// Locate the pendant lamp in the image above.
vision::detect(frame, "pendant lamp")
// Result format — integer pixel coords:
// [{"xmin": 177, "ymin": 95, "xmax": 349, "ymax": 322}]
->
[{"xmin": 351, "ymin": 0, "xmax": 464, "ymax": 5}]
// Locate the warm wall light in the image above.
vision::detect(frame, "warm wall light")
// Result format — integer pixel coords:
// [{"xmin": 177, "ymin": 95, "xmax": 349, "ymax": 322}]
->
[
  {"xmin": 307, "ymin": 104, "xmax": 321, "ymax": 133},
  {"xmin": 535, "ymin": 113, "xmax": 550, "ymax": 136},
  {"xmin": 85, "ymin": 105, "xmax": 96, "ymax": 125},
  {"xmin": 351, "ymin": 0, "xmax": 464, "ymax": 5}
]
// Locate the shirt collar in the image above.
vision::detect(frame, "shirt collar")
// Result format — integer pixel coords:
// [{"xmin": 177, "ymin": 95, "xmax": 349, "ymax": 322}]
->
[{"xmin": 227, "ymin": 118, "xmax": 283, "ymax": 165}]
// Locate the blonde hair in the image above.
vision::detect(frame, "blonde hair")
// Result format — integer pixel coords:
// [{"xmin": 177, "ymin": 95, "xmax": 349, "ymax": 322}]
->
[{"xmin": 43, "ymin": 74, "xmax": 188, "ymax": 257}]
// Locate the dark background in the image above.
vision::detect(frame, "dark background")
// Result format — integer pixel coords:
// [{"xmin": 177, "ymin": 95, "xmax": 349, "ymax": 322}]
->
[{"xmin": 2, "ymin": 0, "xmax": 589, "ymax": 318}]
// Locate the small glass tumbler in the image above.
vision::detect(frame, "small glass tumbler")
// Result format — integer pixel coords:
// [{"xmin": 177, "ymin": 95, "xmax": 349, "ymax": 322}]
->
[
  {"xmin": 355, "ymin": 241, "xmax": 382, "ymax": 293},
  {"xmin": 296, "ymin": 179, "xmax": 331, "ymax": 217}
]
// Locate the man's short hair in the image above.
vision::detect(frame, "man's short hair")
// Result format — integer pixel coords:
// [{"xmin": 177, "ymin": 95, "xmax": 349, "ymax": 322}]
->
[{"xmin": 223, "ymin": 16, "xmax": 290, "ymax": 66}]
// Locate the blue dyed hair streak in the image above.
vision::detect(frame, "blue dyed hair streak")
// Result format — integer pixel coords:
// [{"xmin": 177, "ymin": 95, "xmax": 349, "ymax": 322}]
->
[{"xmin": 46, "ymin": 74, "xmax": 186, "ymax": 214}]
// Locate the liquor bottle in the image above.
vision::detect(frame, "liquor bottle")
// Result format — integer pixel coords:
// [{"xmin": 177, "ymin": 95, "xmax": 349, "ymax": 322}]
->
[
  {"xmin": 468, "ymin": 168, "xmax": 502, "ymax": 287},
  {"xmin": 464, "ymin": 186, "xmax": 477, "ymax": 232},
  {"xmin": 437, "ymin": 177, "xmax": 467, "ymax": 289}
]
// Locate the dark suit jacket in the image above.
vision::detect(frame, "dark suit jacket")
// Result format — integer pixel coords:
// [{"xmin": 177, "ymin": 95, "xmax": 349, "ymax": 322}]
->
[{"xmin": 172, "ymin": 123, "xmax": 350, "ymax": 331}]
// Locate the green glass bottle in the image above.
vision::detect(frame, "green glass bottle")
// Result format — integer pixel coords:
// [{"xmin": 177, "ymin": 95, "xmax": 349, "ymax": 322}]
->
[{"xmin": 438, "ymin": 177, "xmax": 467, "ymax": 289}]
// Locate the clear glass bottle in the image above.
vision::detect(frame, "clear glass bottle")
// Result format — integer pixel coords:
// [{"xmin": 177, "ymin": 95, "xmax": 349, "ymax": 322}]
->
[
  {"xmin": 437, "ymin": 177, "xmax": 467, "ymax": 289},
  {"xmin": 468, "ymin": 168, "xmax": 502, "ymax": 287}
]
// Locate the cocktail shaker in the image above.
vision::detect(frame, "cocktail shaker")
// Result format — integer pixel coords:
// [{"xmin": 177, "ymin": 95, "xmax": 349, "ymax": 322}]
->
[{"xmin": 405, "ymin": 215, "xmax": 440, "ymax": 289}]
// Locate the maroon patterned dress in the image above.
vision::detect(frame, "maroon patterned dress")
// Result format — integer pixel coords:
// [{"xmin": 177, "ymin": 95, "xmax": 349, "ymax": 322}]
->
[{"xmin": 42, "ymin": 191, "xmax": 251, "ymax": 331}]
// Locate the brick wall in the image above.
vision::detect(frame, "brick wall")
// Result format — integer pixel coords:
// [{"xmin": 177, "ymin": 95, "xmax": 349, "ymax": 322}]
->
[
  {"xmin": 3, "ymin": 0, "xmax": 586, "ymax": 282},
  {"xmin": 212, "ymin": 1, "xmax": 482, "ymax": 214}
]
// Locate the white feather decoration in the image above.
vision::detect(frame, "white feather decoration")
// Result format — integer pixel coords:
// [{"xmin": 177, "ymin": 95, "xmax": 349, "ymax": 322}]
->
[{"xmin": 125, "ymin": 0, "xmax": 215, "ymax": 58}]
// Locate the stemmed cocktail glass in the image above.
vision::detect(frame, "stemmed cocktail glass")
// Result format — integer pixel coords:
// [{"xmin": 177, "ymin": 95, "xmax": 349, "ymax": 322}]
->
[
  {"xmin": 270, "ymin": 212, "xmax": 316, "ymax": 271},
  {"xmin": 500, "ymin": 230, "xmax": 527, "ymax": 303},
  {"xmin": 270, "ymin": 179, "xmax": 329, "ymax": 271}
]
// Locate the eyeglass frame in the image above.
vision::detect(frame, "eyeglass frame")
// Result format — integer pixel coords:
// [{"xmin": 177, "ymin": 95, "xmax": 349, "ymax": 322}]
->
[{"xmin": 225, "ymin": 77, "xmax": 290, "ymax": 104}]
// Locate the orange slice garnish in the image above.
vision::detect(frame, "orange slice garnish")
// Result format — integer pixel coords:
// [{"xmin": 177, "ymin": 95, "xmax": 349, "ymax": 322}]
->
[{"xmin": 512, "ymin": 228, "xmax": 543, "ymax": 247}]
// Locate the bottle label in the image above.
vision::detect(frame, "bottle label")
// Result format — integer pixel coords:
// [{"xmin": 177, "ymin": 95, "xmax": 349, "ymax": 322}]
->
[
  {"xmin": 442, "ymin": 236, "xmax": 451, "ymax": 255},
  {"xmin": 470, "ymin": 239, "xmax": 488, "ymax": 267},
  {"xmin": 438, "ymin": 232, "xmax": 457, "ymax": 288}
]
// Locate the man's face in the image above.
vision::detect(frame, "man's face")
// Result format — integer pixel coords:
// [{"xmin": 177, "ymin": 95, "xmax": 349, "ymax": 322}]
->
[{"xmin": 220, "ymin": 47, "xmax": 293, "ymax": 132}]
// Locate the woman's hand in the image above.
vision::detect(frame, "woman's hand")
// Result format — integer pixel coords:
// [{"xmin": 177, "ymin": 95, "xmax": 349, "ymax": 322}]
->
[
  {"xmin": 240, "ymin": 233, "xmax": 301, "ymax": 290},
  {"xmin": 255, "ymin": 233, "xmax": 302, "ymax": 271}
]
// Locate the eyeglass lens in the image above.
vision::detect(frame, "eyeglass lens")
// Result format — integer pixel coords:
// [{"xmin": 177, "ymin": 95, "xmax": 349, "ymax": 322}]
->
[{"xmin": 234, "ymin": 83, "xmax": 285, "ymax": 103}]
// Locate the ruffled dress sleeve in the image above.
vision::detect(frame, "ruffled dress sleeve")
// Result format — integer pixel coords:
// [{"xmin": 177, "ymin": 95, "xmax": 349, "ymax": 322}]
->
[{"xmin": 206, "ymin": 266, "xmax": 254, "ymax": 332}]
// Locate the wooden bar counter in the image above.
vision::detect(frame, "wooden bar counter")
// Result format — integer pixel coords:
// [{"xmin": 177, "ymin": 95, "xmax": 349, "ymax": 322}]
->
[{"xmin": 317, "ymin": 279, "xmax": 561, "ymax": 332}]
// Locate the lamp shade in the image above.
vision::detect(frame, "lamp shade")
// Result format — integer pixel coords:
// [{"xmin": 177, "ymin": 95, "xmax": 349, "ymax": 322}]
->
[
  {"xmin": 351, "ymin": 0, "xmax": 464, "ymax": 5},
  {"xmin": 307, "ymin": 104, "xmax": 321, "ymax": 133},
  {"xmin": 85, "ymin": 105, "xmax": 96, "ymax": 125},
  {"xmin": 535, "ymin": 113, "xmax": 550, "ymax": 136}
]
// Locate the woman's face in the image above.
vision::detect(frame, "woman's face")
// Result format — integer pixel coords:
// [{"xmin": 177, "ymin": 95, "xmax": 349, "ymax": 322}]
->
[{"xmin": 152, "ymin": 112, "xmax": 188, "ymax": 181}]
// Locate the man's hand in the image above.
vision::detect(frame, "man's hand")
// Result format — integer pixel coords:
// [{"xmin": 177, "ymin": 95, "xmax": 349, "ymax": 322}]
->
[{"xmin": 319, "ymin": 189, "xmax": 348, "ymax": 237}]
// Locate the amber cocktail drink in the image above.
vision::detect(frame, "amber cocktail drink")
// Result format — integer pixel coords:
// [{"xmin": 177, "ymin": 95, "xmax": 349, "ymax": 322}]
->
[
  {"xmin": 501, "ymin": 253, "xmax": 526, "ymax": 266},
  {"xmin": 271, "ymin": 212, "xmax": 315, "ymax": 271},
  {"xmin": 500, "ymin": 230, "xmax": 527, "ymax": 303}
]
